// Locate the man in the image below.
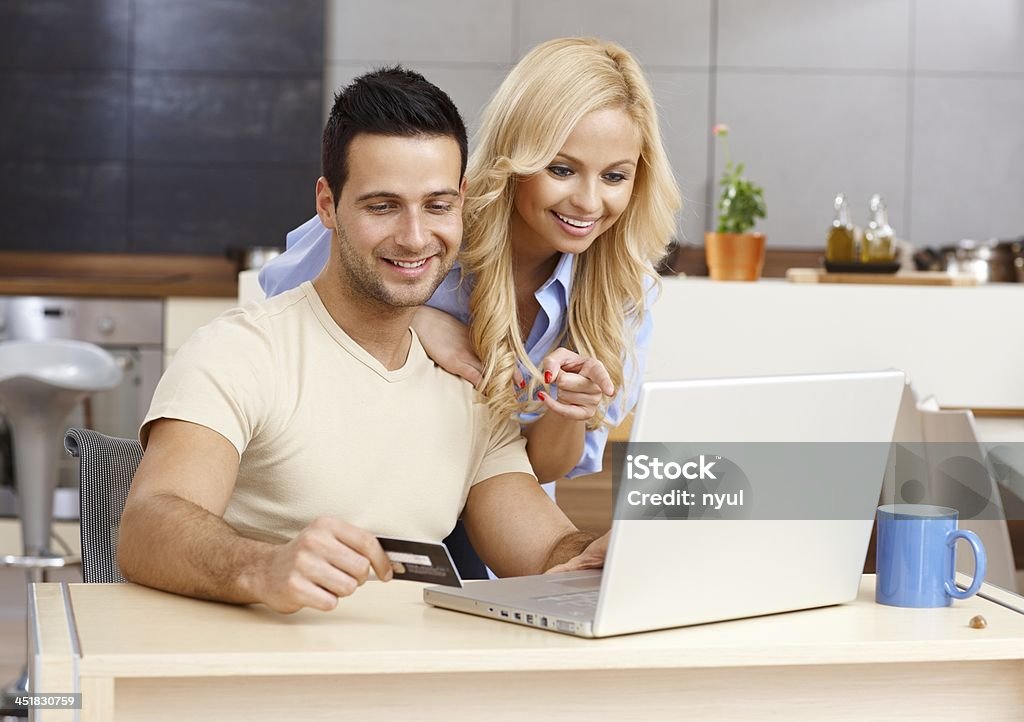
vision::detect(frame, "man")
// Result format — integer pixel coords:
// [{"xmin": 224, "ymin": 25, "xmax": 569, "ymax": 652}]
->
[{"xmin": 118, "ymin": 67, "xmax": 605, "ymax": 614}]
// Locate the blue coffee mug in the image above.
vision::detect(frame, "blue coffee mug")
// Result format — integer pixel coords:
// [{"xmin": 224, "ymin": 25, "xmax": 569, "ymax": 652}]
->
[{"xmin": 875, "ymin": 504, "xmax": 986, "ymax": 608}]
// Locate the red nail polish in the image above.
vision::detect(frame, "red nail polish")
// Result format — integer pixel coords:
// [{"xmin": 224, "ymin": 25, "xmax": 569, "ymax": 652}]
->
[
  {"xmin": 519, "ymin": 379, "xmax": 526, "ymax": 389},
  {"xmin": 544, "ymin": 371, "xmax": 552, "ymax": 384},
  {"xmin": 538, "ymin": 391, "xmax": 547, "ymax": 401}
]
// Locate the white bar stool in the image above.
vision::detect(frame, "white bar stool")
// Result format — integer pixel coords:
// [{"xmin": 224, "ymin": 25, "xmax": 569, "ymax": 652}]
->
[{"xmin": 0, "ymin": 339, "xmax": 121, "ymax": 713}]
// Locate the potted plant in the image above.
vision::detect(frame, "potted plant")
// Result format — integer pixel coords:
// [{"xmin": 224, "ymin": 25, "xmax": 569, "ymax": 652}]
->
[{"xmin": 705, "ymin": 124, "xmax": 767, "ymax": 281}]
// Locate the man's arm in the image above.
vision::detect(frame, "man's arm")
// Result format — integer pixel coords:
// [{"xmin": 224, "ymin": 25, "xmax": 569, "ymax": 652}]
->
[
  {"xmin": 118, "ymin": 418, "xmax": 393, "ymax": 613},
  {"xmin": 460, "ymin": 472, "xmax": 603, "ymax": 577}
]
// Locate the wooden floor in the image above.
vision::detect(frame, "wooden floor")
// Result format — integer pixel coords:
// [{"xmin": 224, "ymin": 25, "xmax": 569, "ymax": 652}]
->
[{"xmin": 0, "ymin": 612, "xmax": 23, "ymax": 686}]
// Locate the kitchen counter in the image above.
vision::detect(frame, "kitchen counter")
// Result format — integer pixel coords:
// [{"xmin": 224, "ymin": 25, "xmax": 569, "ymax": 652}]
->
[
  {"xmin": 647, "ymin": 277, "xmax": 1024, "ymax": 410},
  {"xmin": 0, "ymin": 252, "xmax": 238, "ymax": 298}
]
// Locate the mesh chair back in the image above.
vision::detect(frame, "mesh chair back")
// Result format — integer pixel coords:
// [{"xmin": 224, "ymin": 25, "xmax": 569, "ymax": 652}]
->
[{"xmin": 64, "ymin": 427, "xmax": 142, "ymax": 583}]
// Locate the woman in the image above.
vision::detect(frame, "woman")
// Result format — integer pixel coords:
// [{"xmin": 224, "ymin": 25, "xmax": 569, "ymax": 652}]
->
[{"xmin": 261, "ymin": 37, "xmax": 680, "ymax": 569}]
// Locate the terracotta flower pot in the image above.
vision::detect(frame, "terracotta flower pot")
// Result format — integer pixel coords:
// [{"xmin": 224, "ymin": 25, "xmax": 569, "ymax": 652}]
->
[{"xmin": 704, "ymin": 232, "xmax": 766, "ymax": 281}]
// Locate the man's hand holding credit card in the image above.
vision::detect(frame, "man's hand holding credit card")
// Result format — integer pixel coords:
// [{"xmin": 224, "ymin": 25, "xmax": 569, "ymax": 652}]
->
[{"xmin": 377, "ymin": 537, "xmax": 463, "ymax": 588}]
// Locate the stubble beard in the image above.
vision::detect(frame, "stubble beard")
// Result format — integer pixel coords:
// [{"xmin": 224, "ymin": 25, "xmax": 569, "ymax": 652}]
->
[{"xmin": 334, "ymin": 222, "xmax": 453, "ymax": 308}]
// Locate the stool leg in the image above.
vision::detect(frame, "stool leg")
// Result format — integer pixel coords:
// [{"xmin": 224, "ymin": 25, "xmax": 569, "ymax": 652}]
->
[
  {"xmin": 9, "ymin": 409, "xmax": 60, "ymax": 559},
  {"xmin": 3, "ymin": 413, "xmax": 60, "ymax": 719},
  {"xmin": 0, "ymin": 579, "xmax": 29, "ymax": 718},
  {"xmin": 1, "ymin": 666, "xmax": 29, "ymax": 718}
]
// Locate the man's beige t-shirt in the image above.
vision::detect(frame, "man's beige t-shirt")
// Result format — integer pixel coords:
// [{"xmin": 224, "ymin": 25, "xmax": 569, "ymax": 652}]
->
[{"xmin": 142, "ymin": 282, "xmax": 534, "ymax": 544}]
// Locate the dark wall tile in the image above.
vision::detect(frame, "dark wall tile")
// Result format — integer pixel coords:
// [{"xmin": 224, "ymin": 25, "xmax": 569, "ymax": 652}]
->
[
  {"xmin": 0, "ymin": 0, "xmax": 130, "ymax": 70},
  {"xmin": 132, "ymin": 74, "xmax": 320, "ymax": 164},
  {"xmin": 130, "ymin": 163, "xmax": 318, "ymax": 254},
  {"xmin": 134, "ymin": 0, "xmax": 323, "ymax": 73},
  {"xmin": 0, "ymin": 161, "xmax": 127, "ymax": 252},
  {"xmin": 0, "ymin": 71, "xmax": 128, "ymax": 161},
  {"xmin": 0, "ymin": 1, "xmax": 326, "ymax": 256}
]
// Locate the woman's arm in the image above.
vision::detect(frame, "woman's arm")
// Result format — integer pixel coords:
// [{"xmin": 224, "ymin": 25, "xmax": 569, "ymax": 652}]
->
[
  {"xmin": 521, "ymin": 412, "xmax": 586, "ymax": 482},
  {"xmin": 415, "ymin": 307, "xmax": 594, "ymax": 480},
  {"xmin": 521, "ymin": 348, "xmax": 616, "ymax": 482},
  {"xmin": 529, "ymin": 298, "xmax": 656, "ymax": 481}
]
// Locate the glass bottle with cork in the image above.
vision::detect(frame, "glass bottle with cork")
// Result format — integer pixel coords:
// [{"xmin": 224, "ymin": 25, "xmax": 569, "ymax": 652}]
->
[{"xmin": 825, "ymin": 193, "xmax": 856, "ymax": 263}]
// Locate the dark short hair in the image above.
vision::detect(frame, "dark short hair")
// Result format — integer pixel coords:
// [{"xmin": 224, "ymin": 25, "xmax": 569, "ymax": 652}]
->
[{"xmin": 321, "ymin": 66, "xmax": 468, "ymax": 201}]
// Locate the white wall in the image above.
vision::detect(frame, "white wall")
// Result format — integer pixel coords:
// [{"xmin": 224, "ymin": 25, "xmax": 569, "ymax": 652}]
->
[{"xmin": 323, "ymin": 0, "xmax": 1024, "ymax": 250}]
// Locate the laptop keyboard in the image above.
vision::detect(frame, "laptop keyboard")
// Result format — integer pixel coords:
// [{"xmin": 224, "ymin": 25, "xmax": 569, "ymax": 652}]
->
[{"xmin": 534, "ymin": 589, "xmax": 600, "ymax": 610}]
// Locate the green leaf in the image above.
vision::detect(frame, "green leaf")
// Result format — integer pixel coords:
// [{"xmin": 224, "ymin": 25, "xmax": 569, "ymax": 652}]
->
[{"xmin": 715, "ymin": 173, "xmax": 766, "ymax": 234}]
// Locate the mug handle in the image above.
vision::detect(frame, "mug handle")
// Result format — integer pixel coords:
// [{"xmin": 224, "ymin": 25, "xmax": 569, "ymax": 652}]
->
[{"xmin": 944, "ymin": 529, "xmax": 987, "ymax": 600}]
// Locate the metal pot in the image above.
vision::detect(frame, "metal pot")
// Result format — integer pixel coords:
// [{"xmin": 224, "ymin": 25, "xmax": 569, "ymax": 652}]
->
[{"xmin": 913, "ymin": 238, "xmax": 1023, "ymax": 283}]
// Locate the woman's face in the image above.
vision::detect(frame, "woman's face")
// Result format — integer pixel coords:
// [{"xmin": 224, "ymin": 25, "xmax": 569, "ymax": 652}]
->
[{"xmin": 511, "ymin": 107, "xmax": 642, "ymax": 261}]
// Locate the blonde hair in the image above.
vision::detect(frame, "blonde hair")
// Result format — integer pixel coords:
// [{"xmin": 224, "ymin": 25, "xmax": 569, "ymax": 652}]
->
[{"xmin": 459, "ymin": 37, "xmax": 682, "ymax": 428}]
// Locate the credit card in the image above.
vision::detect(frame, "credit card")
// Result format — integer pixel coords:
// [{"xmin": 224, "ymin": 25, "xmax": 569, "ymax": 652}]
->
[{"xmin": 377, "ymin": 537, "xmax": 463, "ymax": 588}]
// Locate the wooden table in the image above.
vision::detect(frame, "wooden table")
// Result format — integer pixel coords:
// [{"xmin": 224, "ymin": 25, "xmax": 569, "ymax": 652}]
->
[{"xmin": 29, "ymin": 576, "xmax": 1024, "ymax": 721}]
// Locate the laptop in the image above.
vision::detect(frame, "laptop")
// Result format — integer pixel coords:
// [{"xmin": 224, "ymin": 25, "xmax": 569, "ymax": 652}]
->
[{"xmin": 423, "ymin": 369, "xmax": 906, "ymax": 637}]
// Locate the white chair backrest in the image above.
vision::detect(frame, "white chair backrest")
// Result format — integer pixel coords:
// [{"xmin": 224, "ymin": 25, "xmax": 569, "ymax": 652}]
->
[{"xmin": 884, "ymin": 382, "xmax": 1017, "ymax": 591}]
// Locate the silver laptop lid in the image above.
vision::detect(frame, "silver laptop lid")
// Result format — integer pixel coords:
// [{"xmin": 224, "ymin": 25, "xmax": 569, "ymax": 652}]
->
[{"xmin": 592, "ymin": 370, "xmax": 905, "ymax": 637}]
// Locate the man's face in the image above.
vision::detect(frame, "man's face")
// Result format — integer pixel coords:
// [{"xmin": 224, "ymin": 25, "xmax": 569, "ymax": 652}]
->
[{"xmin": 317, "ymin": 134, "xmax": 464, "ymax": 308}]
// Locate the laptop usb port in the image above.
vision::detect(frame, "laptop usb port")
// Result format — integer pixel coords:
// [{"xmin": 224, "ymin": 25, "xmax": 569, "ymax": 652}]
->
[
  {"xmin": 513, "ymin": 612, "xmax": 522, "ymax": 621},
  {"xmin": 540, "ymin": 616, "xmax": 548, "ymax": 627},
  {"xmin": 499, "ymin": 610, "xmax": 509, "ymax": 618}
]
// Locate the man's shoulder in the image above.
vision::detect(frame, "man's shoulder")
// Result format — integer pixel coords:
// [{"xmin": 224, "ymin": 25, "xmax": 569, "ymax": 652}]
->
[
  {"xmin": 245, "ymin": 284, "xmax": 311, "ymax": 323},
  {"xmin": 176, "ymin": 286, "xmax": 309, "ymax": 365},
  {"xmin": 212, "ymin": 285, "xmax": 310, "ymax": 334}
]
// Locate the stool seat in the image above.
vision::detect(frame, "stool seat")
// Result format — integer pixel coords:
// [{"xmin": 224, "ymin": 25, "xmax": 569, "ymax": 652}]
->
[
  {"xmin": 0, "ymin": 339, "xmax": 122, "ymax": 391},
  {"xmin": 0, "ymin": 339, "xmax": 122, "ymax": 558}
]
